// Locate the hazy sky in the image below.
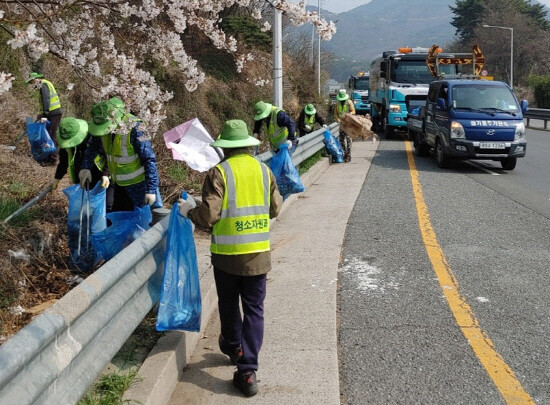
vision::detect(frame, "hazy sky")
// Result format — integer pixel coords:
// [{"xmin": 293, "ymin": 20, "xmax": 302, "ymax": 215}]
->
[{"xmin": 298, "ymin": 0, "xmax": 550, "ymax": 14}]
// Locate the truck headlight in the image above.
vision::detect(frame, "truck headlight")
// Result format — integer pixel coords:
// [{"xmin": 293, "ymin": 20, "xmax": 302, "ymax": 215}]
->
[
  {"xmin": 389, "ymin": 104, "xmax": 401, "ymax": 113},
  {"xmin": 354, "ymin": 100, "xmax": 359, "ymax": 104},
  {"xmin": 515, "ymin": 122, "xmax": 525, "ymax": 140},
  {"xmin": 450, "ymin": 121, "xmax": 465, "ymax": 139}
]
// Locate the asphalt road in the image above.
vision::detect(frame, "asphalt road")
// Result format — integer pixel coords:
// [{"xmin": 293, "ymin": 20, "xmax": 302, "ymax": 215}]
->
[{"xmin": 338, "ymin": 133, "xmax": 550, "ymax": 404}]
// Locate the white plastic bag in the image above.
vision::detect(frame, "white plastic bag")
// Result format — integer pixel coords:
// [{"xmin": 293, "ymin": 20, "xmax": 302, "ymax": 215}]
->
[{"xmin": 163, "ymin": 118, "xmax": 223, "ymax": 172}]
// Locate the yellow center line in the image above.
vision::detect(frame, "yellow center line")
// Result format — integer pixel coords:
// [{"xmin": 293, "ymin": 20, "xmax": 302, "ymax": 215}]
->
[{"xmin": 404, "ymin": 140, "xmax": 534, "ymax": 404}]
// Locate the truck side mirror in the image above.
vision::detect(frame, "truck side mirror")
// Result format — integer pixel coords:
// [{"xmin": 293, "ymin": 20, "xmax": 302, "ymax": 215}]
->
[
  {"xmin": 521, "ymin": 99, "xmax": 529, "ymax": 113},
  {"xmin": 437, "ymin": 98, "xmax": 447, "ymax": 110},
  {"xmin": 380, "ymin": 62, "xmax": 386, "ymax": 72},
  {"xmin": 380, "ymin": 71, "xmax": 386, "ymax": 79}
]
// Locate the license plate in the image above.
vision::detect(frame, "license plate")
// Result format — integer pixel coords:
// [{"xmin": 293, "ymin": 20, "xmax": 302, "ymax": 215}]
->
[{"xmin": 479, "ymin": 142, "xmax": 505, "ymax": 149}]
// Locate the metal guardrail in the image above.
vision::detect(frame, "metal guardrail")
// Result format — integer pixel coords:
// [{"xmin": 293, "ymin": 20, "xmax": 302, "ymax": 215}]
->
[
  {"xmin": 524, "ymin": 108, "xmax": 550, "ymax": 130},
  {"xmin": 0, "ymin": 122, "xmax": 339, "ymax": 405}
]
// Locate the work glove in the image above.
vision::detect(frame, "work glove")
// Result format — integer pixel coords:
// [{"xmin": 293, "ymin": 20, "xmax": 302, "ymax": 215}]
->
[
  {"xmin": 177, "ymin": 195, "xmax": 197, "ymax": 218},
  {"xmin": 78, "ymin": 169, "xmax": 91, "ymax": 187},
  {"xmin": 50, "ymin": 178, "xmax": 59, "ymax": 192},
  {"xmin": 322, "ymin": 124, "xmax": 328, "ymax": 128},
  {"xmin": 144, "ymin": 193, "xmax": 156, "ymax": 206},
  {"xmin": 283, "ymin": 140, "xmax": 292, "ymax": 148},
  {"xmin": 305, "ymin": 124, "xmax": 311, "ymax": 131},
  {"xmin": 100, "ymin": 176, "xmax": 110, "ymax": 188},
  {"xmin": 40, "ymin": 117, "xmax": 48, "ymax": 123}
]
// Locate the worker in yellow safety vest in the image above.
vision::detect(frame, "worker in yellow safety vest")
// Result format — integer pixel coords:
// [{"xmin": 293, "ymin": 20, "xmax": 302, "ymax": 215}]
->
[
  {"xmin": 26, "ymin": 72, "xmax": 63, "ymax": 165},
  {"xmin": 79, "ymin": 97, "xmax": 162, "ymax": 212},
  {"xmin": 333, "ymin": 89, "xmax": 355, "ymax": 162},
  {"xmin": 178, "ymin": 119, "xmax": 283, "ymax": 398},
  {"xmin": 252, "ymin": 100, "xmax": 297, "ymax": 151},
  {"xmin": 297, "ymin": 103, "xmax": 326, "ymax": 136},
  {"xmin": 51, "ymin": 117, "xmax": 107, "ymax": 191}
]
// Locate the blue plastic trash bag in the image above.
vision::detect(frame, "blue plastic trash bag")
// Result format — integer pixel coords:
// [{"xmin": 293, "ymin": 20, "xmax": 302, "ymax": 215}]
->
[
  {"xmin": 26, "ymin": 121, "xmax": 56, "ymax": 163},
  {"xmin": 269, "ymin": 144, "xmax": 305, "ymax": 200},
  {"xmin": 156, "ymin": 202, "xmax": 202, "ymax": 332},
  {"xmin": 63, "ymin": 182, "xmax": 107, "ymax": 272},
  {"xmin": 91, "ymin": 205, "xmax": 152, "ymax": 261},
  {"xmin": 323, "ymin": 129, "xmax": 343, "ymax": 163}
]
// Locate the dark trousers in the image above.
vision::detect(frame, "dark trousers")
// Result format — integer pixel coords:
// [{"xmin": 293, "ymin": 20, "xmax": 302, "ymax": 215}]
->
[
  {"xmin": 214, "ymin": 267, "xmax": 266, "ymax": 372},
  {"xmin": 339, "ymin": 130, "xmax": 352, "ymax": 161},
  {"xmin": 47, "ymin": 114, "xmax": 62, "ymax": 163},
  {"xmin": 106, "ymin": 182, "xmax": 163, "ymax": 212}
]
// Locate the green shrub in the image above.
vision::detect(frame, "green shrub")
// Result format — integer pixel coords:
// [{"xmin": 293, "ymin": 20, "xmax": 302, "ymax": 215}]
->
[{"xmin": 528, "ymin": 74, "xmax": 550, "ymax": 108}]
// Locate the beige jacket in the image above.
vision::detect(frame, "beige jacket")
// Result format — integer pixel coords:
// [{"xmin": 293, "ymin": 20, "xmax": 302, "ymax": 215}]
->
[{"xmin": 188, "ymin": 149, "xmax": 283, "ymax": 276}]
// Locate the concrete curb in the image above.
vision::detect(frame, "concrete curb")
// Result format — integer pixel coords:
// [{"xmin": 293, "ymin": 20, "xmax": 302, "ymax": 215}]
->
[{"xmin": 123, "ymin": 156, "xmax": 331, "ymax": 405}]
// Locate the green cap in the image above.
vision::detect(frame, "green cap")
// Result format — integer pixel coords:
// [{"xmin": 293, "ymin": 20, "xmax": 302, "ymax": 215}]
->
[
  {"xmin": 88, "ymin": 97, "xmax": 127, "ymax": 136},
  {"xmin": 336, "ymin": 89, "xmax": 349, "ymax": 101},
  {"xmin": 56, "ymin": 117, "xmax": 88, "ymax": 148},
  {"xmin": 25, "ymin": 72, "xmax": 44, "ymax": 84},
  {"xmin": 304, "ymin": 104, "xmax": 316, "ymax": 115},
  {"xmin": 211, "ymin": 119, "xmax": 260, "ymax": 149},
  {"xmin": 253, "ymin": 101, "xmax": 273, "ymax": 121}
]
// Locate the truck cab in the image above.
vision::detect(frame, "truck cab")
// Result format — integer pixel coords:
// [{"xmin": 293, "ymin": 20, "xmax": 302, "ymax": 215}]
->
[
  {"xmin": 348, "ymin": 73, "xmax": 371, "ymax": 115},
  {"xmin": 414, "ymin": 79, "xmax": 527, "ymax": 170}
]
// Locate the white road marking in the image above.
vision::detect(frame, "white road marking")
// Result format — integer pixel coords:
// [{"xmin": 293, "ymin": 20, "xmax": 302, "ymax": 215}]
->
[{"xmin": 465, "ymin": 161, "xmax": 500, "ymax": 175}]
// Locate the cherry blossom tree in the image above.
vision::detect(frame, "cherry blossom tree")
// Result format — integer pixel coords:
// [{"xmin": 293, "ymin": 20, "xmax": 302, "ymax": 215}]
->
[{"xmin": 0, "ymin": 1, "xmax": 335, "ymax": 134}]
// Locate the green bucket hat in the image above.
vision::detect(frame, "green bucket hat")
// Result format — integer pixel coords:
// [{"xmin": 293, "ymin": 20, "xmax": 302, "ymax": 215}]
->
[
  {"xmin": 25, "ymin": 72, "xmax": 44, "ymax": 84},
  {"xmin": 56, "ymin": 117, "xmax": 88, "ymax": 148},
  {"xmin": 88, "ymin": 97, "xmax": 126, "ymax": 136},
  {"xmin": 211, "ymin": 119, "xmax": 260, "ymax": 149},
  {"xmin": 336, "ymin": 89, "xmax": 349, "ymax": 101},
  {"xmin": 253, "ymin": 101, "xmax": 273, "ymax": 121},
  {"xmin": 304, "ymin": 104, "xmax": 316, "ymax": 115}
]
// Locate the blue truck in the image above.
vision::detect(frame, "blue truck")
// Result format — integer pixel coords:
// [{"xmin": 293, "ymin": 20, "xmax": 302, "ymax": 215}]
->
[
  {"xmin": 348, "ymin": 72, "xmax": 371, "ymax": 115},
  {"xmin": 407, "ymin": 79, "xmax": 528, "ymax": 170}
]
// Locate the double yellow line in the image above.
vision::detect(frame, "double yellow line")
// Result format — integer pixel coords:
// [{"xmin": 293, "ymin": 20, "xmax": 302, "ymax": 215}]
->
[{"xmin": 405, "ymin": 141, "xmax": 534, "ymax": 404}]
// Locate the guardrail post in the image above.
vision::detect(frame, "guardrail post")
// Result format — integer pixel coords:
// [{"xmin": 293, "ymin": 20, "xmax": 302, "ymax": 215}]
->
[{"xmin": 152, "ymin": 207, "xmax": 171, "ymax": 225}]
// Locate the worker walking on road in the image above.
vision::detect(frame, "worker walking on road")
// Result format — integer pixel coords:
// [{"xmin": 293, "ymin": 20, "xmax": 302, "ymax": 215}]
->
[
  {"xmin": 297, "ymin": 103, "xmax": 326, "ymax": 137},
  {"xmin": 334, "ymin": 89, "xmax": 355, "ymax": 162},
  {"xmin": 51, "ymin": 117, "xmax": 107, "ymax": 191},
  {"xmin": 178, "ymin": 119, "xmax": 283, "ymax": 397},
  {"xmin": 26, "ymin": 72, "xmax": 62, "ymax": 165},
  {"xmin": 253, "ymin": 100, "xmax": 297, "ymax": 151},
  {"xmin": 79, "ymin": 97, "xmax": 162, "ymax": 212}
]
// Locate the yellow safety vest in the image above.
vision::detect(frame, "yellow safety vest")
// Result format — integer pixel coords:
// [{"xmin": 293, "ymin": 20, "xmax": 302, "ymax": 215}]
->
[
  {"xmin": 304, "ymin": 113, "xmax": 315, "ymax": 128},
  {"xmin": 41, "ymin": 79, "xmax": 61, "ymax": 114},
  {"xmin": 211, "ymin": 154, "xmax": 271, "ymax": 255},
  {"xmin": 101, "ymin": 117, "xmax": 145, "ymax": 187},
  {"xmin": 67, "ymin": 147, "xmax": 105, "ymax": 184},
  {"xmin": 336, "ymin": 101, "xmax": 348, "ymax": 118},
  {"xmin": 264, "ymin": 107, "xmax": 288, "ymax": 148}
]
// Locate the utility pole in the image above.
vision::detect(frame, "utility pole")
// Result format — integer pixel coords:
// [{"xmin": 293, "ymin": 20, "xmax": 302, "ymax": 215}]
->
[
  {"xmin": 482, "ymin": 24, "xmax": 514, "ymax": 90},
  {"xmin": 317, "ymin": 0, "xmax": 321, "ymax": 96},
  {"xmin": 273, "ymin": 6, "xmax": 283, "ymax": 107}
]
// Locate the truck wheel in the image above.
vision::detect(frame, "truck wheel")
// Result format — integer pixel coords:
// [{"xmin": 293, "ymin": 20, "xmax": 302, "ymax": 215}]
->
[
  {"xmin": 500, "ymin": 157, "xmax": 517, "ymax": 170},
  {"xmin": 435, "ymin": 138, "xmax": 451, "ymax": 168},
  {"xmin": 382, "ymin": 113, "xmax": 394, "ymax": 139},
  {"xmin": 414, "ymin": 132, "xmax": 430, "ymax": 157}
]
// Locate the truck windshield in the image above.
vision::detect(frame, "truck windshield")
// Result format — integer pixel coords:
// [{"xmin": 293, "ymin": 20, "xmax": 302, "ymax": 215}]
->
[
  {"xmin": 391, "ymin": 60, "xmax": 457, "ymax": 84},
  {"xmin": 354, "ymin": 78, "xmax": 370, "ymax": 91},
  {"xmin": 451, "ymin": 84, "xmax": 518, "ymax": 112}
]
